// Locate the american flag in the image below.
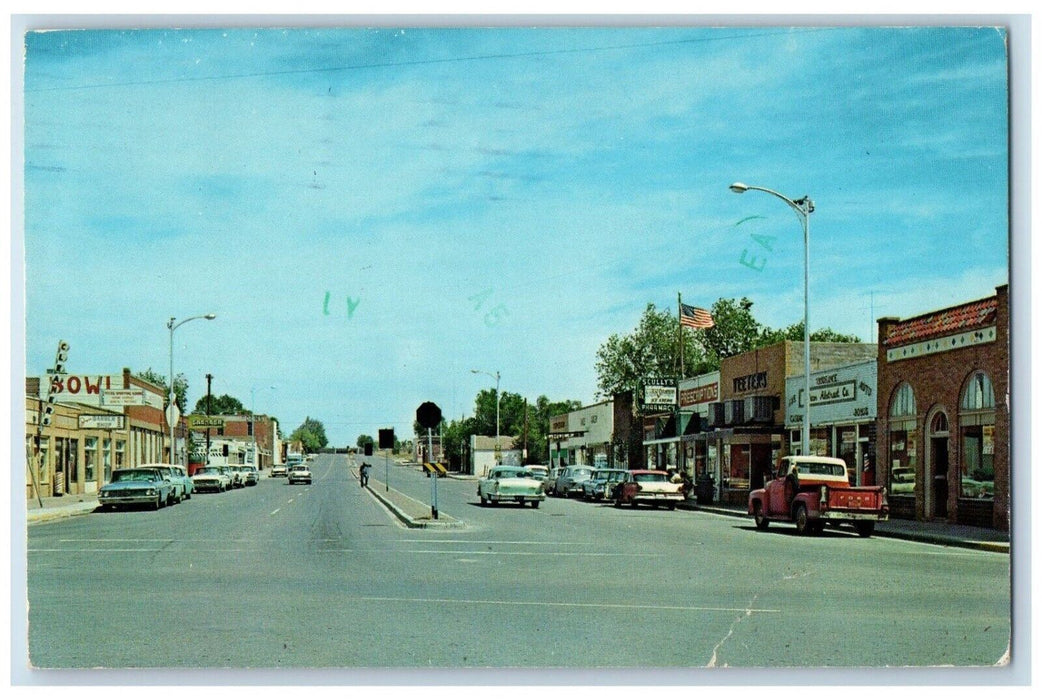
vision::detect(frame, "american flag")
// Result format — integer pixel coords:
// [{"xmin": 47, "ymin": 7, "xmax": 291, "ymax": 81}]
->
[{"xmin": 680, "ymin": 303, "xmax": 714, "ymax": 329}]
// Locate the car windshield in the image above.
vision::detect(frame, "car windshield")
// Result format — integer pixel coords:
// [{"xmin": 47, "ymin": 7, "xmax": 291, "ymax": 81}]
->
[
  {"xmin": 634, "ymin": 472, "xmax": 667, "ymax": 483},
  {"xmin": 112, "ymin": 470, "xmax": 158, "ymax": 482},
  {"xmin": 196, "ymin": 467, "xmax": 220, "ymax": 475},
  {"xmin": 572, "ymin": 469, "xmax": 592, "ymax": 479}
]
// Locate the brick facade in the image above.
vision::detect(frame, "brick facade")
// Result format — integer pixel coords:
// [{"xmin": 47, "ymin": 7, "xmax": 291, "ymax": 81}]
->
[{"xmin": 876, "ymin": 285, "xmax": 1009, "ymax": 530}]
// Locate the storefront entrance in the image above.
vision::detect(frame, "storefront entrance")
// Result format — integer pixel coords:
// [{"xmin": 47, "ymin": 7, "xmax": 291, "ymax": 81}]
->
[{"xmin": 928, "ymin": 409, "xmax": 950, "ymax": 519}]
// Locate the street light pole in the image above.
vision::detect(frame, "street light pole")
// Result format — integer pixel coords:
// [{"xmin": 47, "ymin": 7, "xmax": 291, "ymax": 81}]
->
[
  {"xmin": 729, "ymin": 182, "xmax": 814, "ymax": 456},
  {"xmin": 167, "ymin": 313, "xmax": 216, "ymax": 465},
  {"xmin": 470, "ymin": 368, "xmax": 501, "ymax": 474}
]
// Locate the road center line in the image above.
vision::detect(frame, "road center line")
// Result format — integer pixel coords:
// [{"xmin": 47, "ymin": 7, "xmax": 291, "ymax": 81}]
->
[
  {"xmin": 270, "ymin": 508, "xmax": 281, "ymax": 515},
  {"xmin": 360, "ymin": 596, "xmax": 779, "ymax": 614},
  {"xmin": 399, "ymin": 550, "xmax": 659, "ymax": 557}
]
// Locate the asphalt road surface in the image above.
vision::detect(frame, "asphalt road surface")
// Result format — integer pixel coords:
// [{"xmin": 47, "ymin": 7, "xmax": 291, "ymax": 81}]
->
[{"xmin": 26, "ymin": 454, "xmax": 1011, "ymax": 673}]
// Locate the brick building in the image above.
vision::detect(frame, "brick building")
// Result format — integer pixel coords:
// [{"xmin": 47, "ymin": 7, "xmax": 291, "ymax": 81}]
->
[
  {"xmin": 876, "ymin": 284, "xmax": 1009, "ymax": 530},
  {"xmin": 25, "ymin": 369, "xmax": 169, "ymax": 498},
  {"xmin": 213, "ymin": 414, "xmax": 280, "ymax": 468}
]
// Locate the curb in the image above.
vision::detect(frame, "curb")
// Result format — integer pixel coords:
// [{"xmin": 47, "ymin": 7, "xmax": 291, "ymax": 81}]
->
[
  {"xmin": 27, "ymin": 502, "xmax": 99, "ymax": 525},
  {"xmin": 364, "ymin": 483, "xmax": 465, "ymax": 529}
]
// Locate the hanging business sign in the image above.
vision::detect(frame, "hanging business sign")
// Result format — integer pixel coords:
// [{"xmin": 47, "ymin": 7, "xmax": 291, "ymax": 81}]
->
[
  {"xmin": 188, "ymin": 415, "xmax": 225, "ymax": 430},
  {"xmin": 643, "ymin": 378, "xmax": 677, "ymax": 411}
]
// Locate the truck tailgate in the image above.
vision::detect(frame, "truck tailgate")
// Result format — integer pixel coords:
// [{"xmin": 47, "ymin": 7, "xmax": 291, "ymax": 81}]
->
[{"xmin": 828, "ymin": 487, "xmax": 884, "ymax": 511}]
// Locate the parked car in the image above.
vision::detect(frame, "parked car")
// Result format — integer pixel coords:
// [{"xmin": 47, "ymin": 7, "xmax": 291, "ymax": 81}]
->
[
  {"xmin": 614, "ymin": 470, "xmax": 685, "ymax": 509},
  {"xmin": 526, "ymin": 465, "xmax": 550, "ymax": 493},
  {"xmin": 99, "ymin": 467, "xmax": 176, "ymax": 510},
  {"xmin": 288, "ymin": 463, "xmax": 312, "ymax": 485},
  {"xmin": 155, "ymin": 464, "xmax": 192, "ymax": 502},
  {"xmin": 221, "ymin": 465, "xmax": 244, "ymax": 488},
  {"xmin": 191, "ymin": 466, "xmax": 231, "ymax": 493},
  {"xmin": 544, "ymin": 466, "xmax": 564, "ymax": 495},
  {"xmin": 553, "ymin": 466, "xmax": 594, "ymax": 497},
  {"xmin": 271, "ymin": 464, "xmax": 288, "ymax": 477},
  {"xmin": 582, "ymin": 468, "xmax": 628, "ymax": 501},
  {"xmin": 240, "ymin": 465, "xmax": 259, "ymax": 486},
  {"xmin": 477, "ymin": 466, "xmax": 545, "ymax": 508}
]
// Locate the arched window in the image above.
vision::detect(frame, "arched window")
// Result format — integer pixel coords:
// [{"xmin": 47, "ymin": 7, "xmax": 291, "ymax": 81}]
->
[
  {"xmin": 890, "ymin": 382, "xmax": 916, "ymax": 418},
  {"xmin": 931, "ymin": 411, "xmax": 949, "ymax": 434},
  {"xmin": 959, "ymin": 371, "xmax": 995, "ymax": 500},
  {"xmin": 960, "ymin": 371, "xmax": 995, "ymax": 412},
  {"xmin": 888, "ymin": 382, "xmax": 918, "ymax": 496}
]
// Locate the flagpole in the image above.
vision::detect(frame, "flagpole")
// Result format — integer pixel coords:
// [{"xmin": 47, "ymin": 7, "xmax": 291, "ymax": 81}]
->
[{"xmin": 678, "ymin": 292, "xmax": 684, "ymax": 380}]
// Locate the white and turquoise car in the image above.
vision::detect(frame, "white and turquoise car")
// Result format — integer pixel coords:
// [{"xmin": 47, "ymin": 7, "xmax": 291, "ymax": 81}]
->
[
  {"xmin": 478, "ymin": 466, "xmax": 546, "ymax": 508},
  {"xmin": 99, "ymin": 467, "xmax": 176, "ymax": 510}
]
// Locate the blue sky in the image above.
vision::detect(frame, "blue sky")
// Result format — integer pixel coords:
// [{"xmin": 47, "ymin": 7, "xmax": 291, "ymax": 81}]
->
[{"xmin": 18, "ymin": 25, "xmax": 1010, "ymax": 446}]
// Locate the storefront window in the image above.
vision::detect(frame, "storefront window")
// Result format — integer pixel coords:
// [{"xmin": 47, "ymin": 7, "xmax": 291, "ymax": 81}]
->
[
  {"xmin": 103, "ymin": 439, "xmax": 112, "ymax": 481},
  {"xmin": 959, "ymin": 371, "xmax": 995, "ymax": 500},
  {"xmin": 68, "ymin": 439, "xmax": 79, "ymax": 484},
  {"xmin": 888, "ymin": 382, "xmax": 918, "ymax": 495},
  {"xmin": 729, "ymin": 444, "xmax": 750, "ymax": 490},
  {"xmin": 84, "ymin": 437, "xmax": 97, "ymax": 483},
  {"xmin": 115, "ymin": 440, "xmax": 126, "ymax": 469},
  {"xmin": 838, "ymin": 426, "xmax": 858, "ymax": 484}
]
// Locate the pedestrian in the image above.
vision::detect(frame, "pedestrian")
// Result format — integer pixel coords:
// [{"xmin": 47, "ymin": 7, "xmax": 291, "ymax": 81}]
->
[{"xmin": 360, "ymin": 462, "xmax": 371, "ymax": 487}]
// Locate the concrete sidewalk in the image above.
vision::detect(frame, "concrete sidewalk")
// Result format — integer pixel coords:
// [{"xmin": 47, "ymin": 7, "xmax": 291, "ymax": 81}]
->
[
  {"xmin": 679, "ymin": 501, "xmax": 1010, "ymax": 553},
  {"xmin": 26, "ymin": 493, "xmax": 102, "ymax": 524}
]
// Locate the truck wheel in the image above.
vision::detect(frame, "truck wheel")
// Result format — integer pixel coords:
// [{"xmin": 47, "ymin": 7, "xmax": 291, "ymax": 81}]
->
[
  {"xmin": 754, "ymin": 503, "xmax": 769, "ymax": 530},
  {"xmin": 794, "ymin": 504, "xmax": 811, "ymax": 535},
  {"xmin": 855, "ymin": 522, "xmax": 875, "ymax": 538}
]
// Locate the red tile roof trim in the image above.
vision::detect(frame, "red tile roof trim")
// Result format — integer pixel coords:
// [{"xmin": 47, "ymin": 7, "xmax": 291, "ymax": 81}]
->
[{"xmin": 883, "ymin": 298, "xmax": 998, "ymax": 347}]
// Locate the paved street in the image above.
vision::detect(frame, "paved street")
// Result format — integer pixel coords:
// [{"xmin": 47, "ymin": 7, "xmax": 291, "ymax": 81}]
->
[{"xmin": 26, "ymin": 454, "xmax": 1010, "ymax": 671}]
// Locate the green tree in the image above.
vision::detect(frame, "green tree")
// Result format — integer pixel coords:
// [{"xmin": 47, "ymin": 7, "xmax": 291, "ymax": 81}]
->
[
  {"xmin": 525, "ymin": 395, "xmax": 583, "ymax": 464},
  {"xmin": 135, "ymin": 368, "xmax": 189, "ymax": 412},
  {"xmin": 595, "ymin": 303, "xmax": 711, "ymax": 402},
  {"xmin": 291, "ymin": 416, "xmax": 328, "ymax": 453},
  {"xmin": 192, "ymin": 393, "xmax": 247, "ymax": 415},
  {"xmin": 356, "ymin": 434, "xmax": 374, "ymax": 449},
  {"xmin": 758, "ymin": 320, "xmax": 862, "ymax": 346},
  {"xmin": 700, "ymin": 297, "xmax": 765, "ymax": 364}
]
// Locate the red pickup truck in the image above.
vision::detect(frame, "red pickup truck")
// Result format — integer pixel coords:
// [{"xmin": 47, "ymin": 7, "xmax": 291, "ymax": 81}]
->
[{"xmin": 748, "ymin": 456, "xmax": 889, "ymax": 537}]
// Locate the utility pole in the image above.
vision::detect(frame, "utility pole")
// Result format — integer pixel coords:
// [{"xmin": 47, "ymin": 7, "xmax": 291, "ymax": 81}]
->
[{"xmin": 205, "ymin": 373, "xmax": 213, "ymax": 470}]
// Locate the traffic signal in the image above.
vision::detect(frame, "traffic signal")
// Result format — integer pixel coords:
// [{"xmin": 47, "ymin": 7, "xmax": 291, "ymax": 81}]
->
[{"xmin": 364, "ymin": 442, "xmax": 373, "ymax": 456}]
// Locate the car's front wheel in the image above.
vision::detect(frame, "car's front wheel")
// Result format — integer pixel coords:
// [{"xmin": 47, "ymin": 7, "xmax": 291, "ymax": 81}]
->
[{"xmin": 531, "ymin": 500, "xmax": 540, "ymax": 509}]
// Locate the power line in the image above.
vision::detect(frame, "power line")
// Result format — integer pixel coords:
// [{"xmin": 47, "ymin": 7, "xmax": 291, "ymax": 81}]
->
[{"xmin": 26, "ymin": 27, "xmax": 835, "ymax": 93}]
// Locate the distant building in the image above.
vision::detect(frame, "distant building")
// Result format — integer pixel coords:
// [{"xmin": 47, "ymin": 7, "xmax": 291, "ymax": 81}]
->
[
  {"xmin": 470, "ymin": 435, "xmax": 522, "ymax": 477},
  {"xmin": 549, "ymin": 393, "xmax": 637, "ymax": 471}
]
